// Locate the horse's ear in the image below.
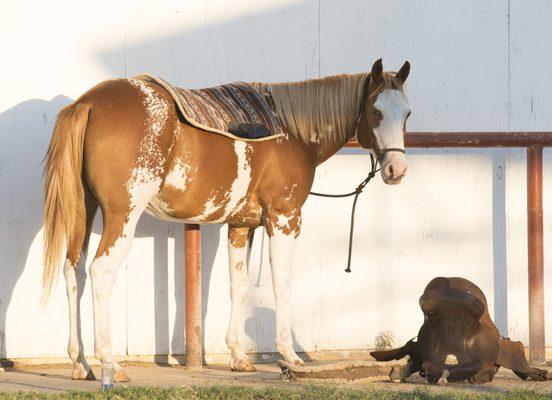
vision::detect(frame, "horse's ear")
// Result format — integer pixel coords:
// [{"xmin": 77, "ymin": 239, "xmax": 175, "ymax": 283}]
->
[
  {"xmin": 371, "ymin": 58, "xmax": 383, "ymax": 83},
  {"xmin": 396, "ymin": 61, "xmax": 410, "ymax": 83}
]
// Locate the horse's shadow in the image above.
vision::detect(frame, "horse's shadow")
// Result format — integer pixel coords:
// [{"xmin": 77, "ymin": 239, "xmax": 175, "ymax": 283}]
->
[
  {"xmin": 245, "ymin": 306, "xmax": 310, "ymax": 363},
  {"xmin": 0, "ymin": 96, "xmax": 221, "ymax": 364},
  {"xmin": 0, "ymin": 96, "xmax": 73, "ymax": 361},
  {"xmin": 144, "ymin": 218, "xmax": 221, "ymax": 365}
]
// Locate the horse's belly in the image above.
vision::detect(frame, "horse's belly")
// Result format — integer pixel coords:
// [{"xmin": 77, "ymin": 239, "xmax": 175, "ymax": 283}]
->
[
  {"xmin": 145, "ymin": 195, "xmax": 197, "ymax": 223},
  {"xmin": 146, "ymin": 193, "xmax": 262, "ymax": 226}
]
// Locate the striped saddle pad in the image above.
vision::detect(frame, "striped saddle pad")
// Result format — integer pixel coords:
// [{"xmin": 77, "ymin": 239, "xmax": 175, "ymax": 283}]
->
[{"xmin": 134, "ymin": 74, "xmax": 285, "ymax": 141}]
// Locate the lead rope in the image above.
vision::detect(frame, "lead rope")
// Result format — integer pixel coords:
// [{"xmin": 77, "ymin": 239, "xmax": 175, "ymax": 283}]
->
[{"xmin": 309, "ymin": 153, "xmax": 380, "ymax": 272}]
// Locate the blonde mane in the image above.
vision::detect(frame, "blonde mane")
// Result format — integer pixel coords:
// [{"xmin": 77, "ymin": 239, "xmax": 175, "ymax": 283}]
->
[{"xmin": 252, "ymin": 74, "xmax": 369, "ymax": 143}]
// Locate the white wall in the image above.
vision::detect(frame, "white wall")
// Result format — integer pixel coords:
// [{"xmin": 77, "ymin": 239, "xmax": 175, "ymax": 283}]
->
[{"xmin": 1, "ymin": 0, "xmax": 551, "ymax": 360}]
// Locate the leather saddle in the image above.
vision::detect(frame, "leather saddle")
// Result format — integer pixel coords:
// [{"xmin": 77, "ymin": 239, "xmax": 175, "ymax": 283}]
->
[{"xmin": 371, "ymin": 277, "xmax": 549, "ymax": 384}]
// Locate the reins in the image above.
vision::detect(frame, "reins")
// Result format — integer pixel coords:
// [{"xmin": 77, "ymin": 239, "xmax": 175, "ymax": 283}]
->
[
  {"xmin": 309, "ymin": 148, "xmax": 404, "ymax": 273},
  {"xmin": 309, "ymin": 152, "xmax": 379, "ymax": 273}
]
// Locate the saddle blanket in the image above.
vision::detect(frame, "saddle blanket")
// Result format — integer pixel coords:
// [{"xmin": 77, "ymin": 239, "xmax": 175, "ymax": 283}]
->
[{"xmin": 134, "ymin": 74, "xmax": 285, "ymax": 141}]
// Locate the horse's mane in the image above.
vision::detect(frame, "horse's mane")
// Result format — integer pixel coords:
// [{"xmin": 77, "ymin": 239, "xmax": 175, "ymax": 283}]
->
[
  {"xmin": 252, "ymin": 72, "xmax": 405, "ymax": 144},
  {"xmin": 251, "ymin": 74, "xmax": 367, "ymax": 144}
]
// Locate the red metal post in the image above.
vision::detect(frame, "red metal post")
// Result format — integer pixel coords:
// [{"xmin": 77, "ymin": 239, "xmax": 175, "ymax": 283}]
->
[
  {"xmin": 185, "ymin": 224, "xmax": 202, "ymax": 369},
  {"xmin": 527, "ymin": 146, "xmax": 545, "ymax": 364}
]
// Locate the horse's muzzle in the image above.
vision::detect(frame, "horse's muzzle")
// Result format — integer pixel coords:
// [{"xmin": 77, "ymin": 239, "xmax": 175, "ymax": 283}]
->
[{"xmin": 381, "ymin": 153, "xmax": 407, "ymax": 184}]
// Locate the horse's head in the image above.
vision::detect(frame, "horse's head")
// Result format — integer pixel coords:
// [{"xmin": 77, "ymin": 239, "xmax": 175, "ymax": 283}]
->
[{"xmin": 357, "ymin": 59, "xmax": 411, "ymax": 185}]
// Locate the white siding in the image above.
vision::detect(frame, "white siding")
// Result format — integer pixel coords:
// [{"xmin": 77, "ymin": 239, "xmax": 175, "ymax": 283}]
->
[{"xmin": 0, "ymin": 0, "xmax": 551, "ymax": 360}]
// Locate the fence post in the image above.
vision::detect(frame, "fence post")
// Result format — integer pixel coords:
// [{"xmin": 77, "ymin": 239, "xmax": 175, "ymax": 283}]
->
[
  {"xmin": 527, "ymin": 145, "xmax": 545, "ymax": 363},
  {"xmin": 185, "ymin": 224, "xmax": 202, "ymax": 369}
]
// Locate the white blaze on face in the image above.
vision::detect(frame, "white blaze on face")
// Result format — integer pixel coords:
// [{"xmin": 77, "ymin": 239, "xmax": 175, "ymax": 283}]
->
[{"xmin": 373, "ymin": 89, "xmax": 410, "ymax": 184}]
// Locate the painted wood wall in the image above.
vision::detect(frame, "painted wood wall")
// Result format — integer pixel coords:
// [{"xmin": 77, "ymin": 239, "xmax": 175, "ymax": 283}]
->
[{"xmin": 1, "ymin": 0, "xmax": 551, "ymax": 361}]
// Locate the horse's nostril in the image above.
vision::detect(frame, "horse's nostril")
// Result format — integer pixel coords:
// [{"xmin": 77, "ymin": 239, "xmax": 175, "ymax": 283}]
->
[{"xmin": 388, "ymin": 164, "xmax": 394, "ymax": 178}]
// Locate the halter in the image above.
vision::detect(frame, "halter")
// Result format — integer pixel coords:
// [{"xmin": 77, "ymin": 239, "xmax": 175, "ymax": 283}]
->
[
  {"xmin": 308, "ymin": 74, "xmax": 405, "ymax": 273},
  {"xmin": 380, "ymin": 147, "xmax": 405, "ymax": 154},
  {"xmin": 354, "ymin": 74, "xmax": 406, "ymax": 159}
]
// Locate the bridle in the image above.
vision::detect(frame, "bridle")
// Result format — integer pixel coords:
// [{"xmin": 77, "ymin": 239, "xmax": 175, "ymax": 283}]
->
[
  {"xmin": 354, "ymin": 73, "xmax": 406, "ymax": 160},
  {"xmin": 309, "ymin": 74, "xmax": 405, "ymax": 273}
]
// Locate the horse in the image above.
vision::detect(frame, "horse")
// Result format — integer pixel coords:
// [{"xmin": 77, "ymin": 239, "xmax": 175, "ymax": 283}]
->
[{"xmin": 42, "ymin": 58, "xmax": 411, "ymax": 383}]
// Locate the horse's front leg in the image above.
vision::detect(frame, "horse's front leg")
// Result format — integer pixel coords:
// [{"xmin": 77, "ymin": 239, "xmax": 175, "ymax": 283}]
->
[
  {"xmin": 266, "ymin": 208, "xmax": 303, "ymax": 366},
  {"xmin": 225, "ymin": 226, "xmax": 256, "ymax": 372}
]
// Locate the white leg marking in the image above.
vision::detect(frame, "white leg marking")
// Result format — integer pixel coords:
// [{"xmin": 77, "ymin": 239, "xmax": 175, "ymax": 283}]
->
[
  {"xmin": 63, "ymin": 258, "xmax": 95, "ymax": 380},
  {"xmin": 90, "ymin": 234, "xmax": 134, "ymax": 366},
  {"xmin": 225, "ymin": 240, "xmax": 255, "ymax": 371},
  {"xmin": 268, "ymin": 220, "xmax": 302, "ymax": 365},
  {"xmin": 92, "ymin": 179, "xmax": 160, "ymax": 384}
]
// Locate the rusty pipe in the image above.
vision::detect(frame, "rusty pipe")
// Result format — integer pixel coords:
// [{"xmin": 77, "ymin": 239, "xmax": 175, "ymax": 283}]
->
[
  {"xmin": 185, "ymin": 224, "xmax": 202, "ymax": 369},
  {"xmin": 347, "ymin": 131, "xmax": 552, "ymax": 148},
  {"xmin": 527, "ymin": 145, "xmax": 545, "ymax": 364}
]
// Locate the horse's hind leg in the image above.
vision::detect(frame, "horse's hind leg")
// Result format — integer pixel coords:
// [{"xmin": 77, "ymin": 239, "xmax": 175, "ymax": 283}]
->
[
  {"xmin": 89, "ymin": 182, "xmax": 160, "ymax": 385},
  {"xmin": 64, "ymin": 187, "xmax": 97, "ymax": 380},
  {"xmin": 225, "ymin": 226, "xmax": 256, "ymax": 372}
]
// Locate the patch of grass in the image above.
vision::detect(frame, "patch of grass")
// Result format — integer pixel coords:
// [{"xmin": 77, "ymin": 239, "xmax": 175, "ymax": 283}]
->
[{"xmin": 0, "ymin": 386, "xmax": 550, "ymax": 400}]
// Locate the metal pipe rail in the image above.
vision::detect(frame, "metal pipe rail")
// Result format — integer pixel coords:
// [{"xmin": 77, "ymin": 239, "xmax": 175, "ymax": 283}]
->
[{"xmin": 185, "ymin": 131, "xmax": 552, "ymax": 368}]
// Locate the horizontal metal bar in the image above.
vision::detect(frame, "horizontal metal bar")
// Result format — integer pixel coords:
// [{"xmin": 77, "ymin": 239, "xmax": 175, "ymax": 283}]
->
[{"xmin": 346, "ymin": 132, "xmax": 552, "ymax": 148}]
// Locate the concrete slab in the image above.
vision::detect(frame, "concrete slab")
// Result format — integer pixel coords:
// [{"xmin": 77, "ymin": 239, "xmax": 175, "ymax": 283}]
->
[{"xmin": 0, "ymin": 363, "xmax": 551, "ymax": 394}]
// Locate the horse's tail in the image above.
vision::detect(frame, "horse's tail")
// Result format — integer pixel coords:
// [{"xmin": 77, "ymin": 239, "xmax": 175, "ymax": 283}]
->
[{"xmin": 42, "ymin": 102, "xmax": 90, "ymax": 303}]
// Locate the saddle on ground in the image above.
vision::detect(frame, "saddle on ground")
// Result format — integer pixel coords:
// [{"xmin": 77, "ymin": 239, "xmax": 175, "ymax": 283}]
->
[{"xmin": 371, "ymin": 277, "xmax": 549, "ymax": 384}]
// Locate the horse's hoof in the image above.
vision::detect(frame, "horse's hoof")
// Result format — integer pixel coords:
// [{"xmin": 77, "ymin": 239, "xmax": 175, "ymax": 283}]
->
[
  {"xmin": 114, "ymin": 369, "xmax": 131, "ymax": 382},
  {"xmin": 230, "ymin": 359, "xmax": 257, "ymax": 372},
  {"xmin": 292, "ymin": 358, "xmax": 304, "ymax": 366},
  {"xmin": 438, "ymin": 369, "xmax": 450, "ymax": 385},
  {"xmin": 72, "ymin": 366, "xmax": 96, "ymax": 381},
  {"xmin": 282, "ymin": 356, "xmax": 304, "ymax": 366}
]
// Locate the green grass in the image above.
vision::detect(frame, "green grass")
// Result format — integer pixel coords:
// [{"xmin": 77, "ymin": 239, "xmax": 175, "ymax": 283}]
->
[{"xmin": 0, "ymin": 386, "xmax": 550, "ymax": 400}]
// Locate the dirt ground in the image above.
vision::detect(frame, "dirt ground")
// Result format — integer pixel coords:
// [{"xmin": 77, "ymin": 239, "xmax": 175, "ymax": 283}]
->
[{"xmin": 0, "ymin": 362, "xmax": 551, "ymax": 395}]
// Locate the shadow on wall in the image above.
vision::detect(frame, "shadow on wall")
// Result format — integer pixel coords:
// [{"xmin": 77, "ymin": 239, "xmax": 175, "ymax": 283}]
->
[
  {"xmin": 148, "ymin": 221, "xmax": 221, "ymax": 364},
  {"xmin": 245, "ymin": 306, "xmax": 310, "ymax": 362},
  {"xmin": 0, "ymin": 0, "xmax": 528, "ymax": 362},
  {"xmin": 0, "ymin": 96, "xmax": 73, "ymax": 358},
  {"xmin": 98, "ymin": 0, "xmax": 323, "ymax": 86},
  {"xmin": 0, "ymin": 94, "xmax": 222, "ymax": 361},
  {"xmin": 394, "ymin": 148, "xmax": 509, "ymax": 336}
]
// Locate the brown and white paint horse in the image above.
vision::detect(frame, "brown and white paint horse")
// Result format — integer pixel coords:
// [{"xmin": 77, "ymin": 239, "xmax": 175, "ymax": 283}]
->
[{"xmin": 42, "ymin": 59, "xmax": 410, "ymax": 382}]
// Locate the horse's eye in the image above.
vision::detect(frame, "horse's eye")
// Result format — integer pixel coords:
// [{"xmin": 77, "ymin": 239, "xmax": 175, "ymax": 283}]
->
[{"xmin": 374, "ymin": 110, "xmax": 382, "ymax": 118}]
